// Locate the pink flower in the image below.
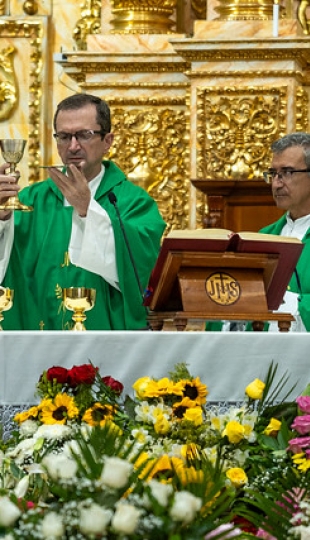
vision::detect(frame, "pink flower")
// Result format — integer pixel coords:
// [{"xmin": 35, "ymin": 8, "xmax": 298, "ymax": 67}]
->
[
  {"xmin": 288, "ymin": 436, "xmax": 310, "ymax": 453},
  {"xmin": 205, "ymin": 524, "xmax": 242, "ymax": 539},
  {"xmin": 291, "ymin": 415, "xmax": 310, "ymax": 435},
  {"xmin": 296, "ymin": 396, "xmax": 310, "ymax": 414},
  {"xmin": 256, "ymin": 529, "xmax": 277, "ymax": 539}
]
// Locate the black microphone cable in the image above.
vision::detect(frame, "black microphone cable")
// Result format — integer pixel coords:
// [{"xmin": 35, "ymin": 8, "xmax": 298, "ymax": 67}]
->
[{"xmin": 108, "ymin": 191, "xmax": 151, "ymax": 328}]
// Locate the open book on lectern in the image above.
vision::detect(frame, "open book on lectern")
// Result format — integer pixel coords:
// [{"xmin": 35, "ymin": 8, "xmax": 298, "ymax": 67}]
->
[{"xmin": 144, "ymin": 228, "xmax": 304, "ymax": 312}]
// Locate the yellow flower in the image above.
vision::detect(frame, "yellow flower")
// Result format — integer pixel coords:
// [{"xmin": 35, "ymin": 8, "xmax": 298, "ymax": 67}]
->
[
  {"xmin": 14, "ymin": 406, "xmax": 40, "ymax": 424},
  {"xmin": 181, "ymin": 443, "xmax": 201, "ymax": 461},
  {"xmin": 226, "ymin": 467, "xmax": 248, "ymax": 487},
  {"xmin": 245, "ymin": 378, "xmax": 265, "ymax": 400},
  {"xmin": 181, "ymin": 377, "xmax": 208, "ymax": 406},
  {"xmin": 222, "ymin": 420, "xmax": 245, "ymax": 444},
  {"xmin": 292, "ymin": 453, "xmax": 310, "ymax": 473},
  {"xmin": 145, "ymin": 378, "xmax": 184, "ymax": 399},
  {"xmin": 132, "ymin": 377, "xmax": 153, "ymax": 399},
  {"xmin": 173, "ymin": 397, "xmax": 195, "ymax": 420},
  {"xmin": 82, "ymin": 403, "xmax": 115, "ymax": 426},
  {"xmin": 184, "ymin": 406, "xmax": 203, "ymax": 426},
  {"xmin": 154, "ymin": 414, "xmax": 171, "ymax": 435},
  {"xmin": 146, "ymin": 455, "xmax": 184, "ymax": 482},
  {"xmin": 264, "ymin": 417, "xmax": 282, "ymax": 437},
  {"xmin": 40, "ymin": 393, "xmax": 79, "ymax": 425}
]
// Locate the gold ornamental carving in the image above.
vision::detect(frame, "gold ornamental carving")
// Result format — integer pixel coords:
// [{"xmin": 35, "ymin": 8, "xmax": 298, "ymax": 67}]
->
[
  {"xmin": 109, "ymin": 0, "xmax": 178, "ymax": 34},
  {"xmin": 73, "ymin": 0, "xmax": 101, "ymax": 51},
  {"xmin": 23, "ymin": 1, "xmax": 39, "ymax": 15},
  {"xmin": 196, "ymin": 86, "xmax": 287, "ymax": 180},
  {"xmin": 214, "ymin": 0, "xmax": 283, "ymax": 20},
  {"xmin": 0, "ymin": 46, "xmax": 17, "ymax": 120},
  {"xmin": 191, "ymin": 0, "xmax": 207, "ymax": 19},
  {"xmin": 0, "ymin": 20, "xmax": 44, "ymax": 184},
  {"xmin": 298, "ymin": 0, "xmax": 310, "ymax": 34},
  {"xmin": 108, "ymin": 103, "xmax": 190, "ymax": 231}
]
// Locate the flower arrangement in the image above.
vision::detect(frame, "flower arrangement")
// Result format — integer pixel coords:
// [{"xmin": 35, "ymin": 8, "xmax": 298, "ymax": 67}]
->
[{"xmin": 0, "ymin": 361, "xmax": 310, "ymax": 539}]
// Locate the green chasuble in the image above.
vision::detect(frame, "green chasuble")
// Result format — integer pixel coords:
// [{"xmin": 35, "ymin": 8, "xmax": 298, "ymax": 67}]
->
[
  {"xmin": 206, "ymin": 214, "xmax": 310, "ymax": 332},
  {"xmin": 2, "ymin": 161, "xmax": 166, "ymax": 330},
  {"xmin": 260, "ymin": 216, "xmax": 310, "ymax": 331}
]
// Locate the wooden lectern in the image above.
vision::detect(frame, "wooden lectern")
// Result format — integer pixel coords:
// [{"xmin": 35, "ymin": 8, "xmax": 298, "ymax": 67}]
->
[{"xmin": 144, "ymin": 230, "xmax": 304, "ymax": 332}]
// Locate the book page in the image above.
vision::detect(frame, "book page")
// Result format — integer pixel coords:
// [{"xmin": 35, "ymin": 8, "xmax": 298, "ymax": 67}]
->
[
  {"xmin": 167, "ymin": 229, "xmax": 302, "ymax": 245},
  {"xmin": 167, "ymin": 229, "xmax": 232, "ymax": 240},
  {"xmin": 238, "ymin": 231, "xmax": 302, "ymax": 244}
]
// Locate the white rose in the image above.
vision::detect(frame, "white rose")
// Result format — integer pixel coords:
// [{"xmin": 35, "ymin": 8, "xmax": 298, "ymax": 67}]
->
[
  {"xmin": 41, "ymin": 512, "xmax": 64, "ymax": 538},
  {"xmin": 79, "ymin": 503, "xmax": 112, "ymax": 535},
  {"xmin": 148, "ymin": 480, "xmax": 173, "ymax": 507},
  {"xmin": 19, "ymin": 419, "xmax": 38, "ymax": 438},
  {"xmin": 170, "ymin": 491, "xmax": 202, "ymax": 523},
  {"xmin": 34, "ymin": 423, "xmax": 72, "ymax": 441},
  {"xmin": 100, "ymin": 457, "xmax": 133, "ymax": 489},
  {"xmin": 42, "ymin": 453, "xmax": 77, "ymax": 481},
  {"xmin": 111, "ymin": 503, "xmax": 140, "ymax": 534},
  {"xmin": 0, "ymin": 496, "xmax": 21, "ymax": 527},
  {"xmin": 6, "ymin": 437, "xmax": 36, "ymax": 461}
]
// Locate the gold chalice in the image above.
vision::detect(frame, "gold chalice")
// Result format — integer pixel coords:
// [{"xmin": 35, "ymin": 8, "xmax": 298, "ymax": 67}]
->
[
  {"xmin": 0, "ymin": 139, "xmax": 33, "ymax": 211},
  {"xmin": 62, "ymin": 287, "xmax": 96, "ymax": 331},
  {"xmin": 0, "ymin": 286, "xmax": 14, "ymax": 330}
]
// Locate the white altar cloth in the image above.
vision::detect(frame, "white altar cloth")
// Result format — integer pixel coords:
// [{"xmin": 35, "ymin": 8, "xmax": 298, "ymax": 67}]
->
[{"xmin": 0, "ymin": 331, "xmax": 309, "ymax": 405}]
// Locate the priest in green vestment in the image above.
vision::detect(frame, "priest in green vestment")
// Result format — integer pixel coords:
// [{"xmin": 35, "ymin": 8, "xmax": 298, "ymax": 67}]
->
[{"xmin": 0, "ymin": 94, "xmax": 166, "ymax": 330}]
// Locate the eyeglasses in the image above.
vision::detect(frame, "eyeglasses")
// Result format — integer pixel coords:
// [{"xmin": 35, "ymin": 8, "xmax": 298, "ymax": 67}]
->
[
  {"xmin": 53, "ymin": 129, "xmax": 105, "ymax": 144},
  {"xmin": 263, "ymin": 169, "xmax": 310, "ymax": 184}
]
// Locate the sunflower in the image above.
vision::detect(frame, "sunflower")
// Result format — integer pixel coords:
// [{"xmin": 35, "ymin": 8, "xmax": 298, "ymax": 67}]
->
[
  {"xmin": 172, "ymin": 396, "xmax": 197, "ymax": 419},
  {"xmin": 82, "ymin": 402, "xmax": 115, "ymax": 426},
  {"xmin": 143, "ymin": 377, "xmax": 184, "ymax": 399},
  {"xmin": 146, "ymin": 454, "xmax": 185, "ymax": 482},
  {"xmin": 14, "ymin": 406, "xmax": 40, "ymax": 424},
  {"xmin": 181, "ymin": 377, "xmax": 208, "ymax": 406},
  {"xmin": 39, "ymin": 393, "xmax": 79, "ymax": 425}
]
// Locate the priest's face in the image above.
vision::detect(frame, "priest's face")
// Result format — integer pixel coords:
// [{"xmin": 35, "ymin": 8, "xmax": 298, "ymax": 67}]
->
[
  {"xmin": 271, "ymin": 145, "xmax": 310, "ymax": 220},
  {"xmin": 54, "ymin": 103, "xmax": 114, "ymax": 181}
]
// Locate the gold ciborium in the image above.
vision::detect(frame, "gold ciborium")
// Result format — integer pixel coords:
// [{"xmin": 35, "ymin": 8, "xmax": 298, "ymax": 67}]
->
[
  {"xmin": 62, "ymin": 287, "xmax": 96, "ymax": 331},
  {"xmin": 0, "ymin": 139, "xmax": 33, "ymax": 212},
  {"xmin": 0, "ymin": 286, "xmax": 14, "ymax": 330}
]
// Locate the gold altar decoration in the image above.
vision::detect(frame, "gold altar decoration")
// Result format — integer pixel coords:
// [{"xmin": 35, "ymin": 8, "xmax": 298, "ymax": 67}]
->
[
  {"xmin": 62, "ymin": 287, "xmax": 96, "ymax": 331},
  {"xmin": 0, "ymin": 46, "xmax": 17, "ymax": 121},
  {"xmin": 73, "ymin": 0, "xmax": 101, "ymax": 50},
  {"xmin": 214, "ymin": 0, "xmax": 284, "ymax": 20},
  {"xmin": 23, "ymin": 0, "xmax": 39, "ymax": 15},
  {"xmin": 108, "ymin": 102, "xmax": 190, "ymax": 231},
  {"xmin": 196, "ymin": 86, "xmax": 288, "ymax": 180},
  {"xmin": 109, "ymin": 0, "xmax": 178, "ymax": 34},
  {"xmin": 0, "ymin": 20, "xmax": 44, "ymax": 185},
  {"xmin": 191, "ymin": 0, "xmax": 207, "ymax": 19},
  {"xmin": 298, "ymin": 0, "xmax": 310, "ymax": 34},
  {"xmin": 0, "ymin": 286, "xmax": 13, "ymax": 330},
  {"xmin": 0, "ymin": 0, "xmax": 4, "ymax": 16}
]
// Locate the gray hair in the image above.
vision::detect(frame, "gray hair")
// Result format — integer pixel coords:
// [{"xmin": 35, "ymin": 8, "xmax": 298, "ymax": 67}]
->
[{"xmin": 271, "ymin": 132, "xmax": 310, "ymax": 169}]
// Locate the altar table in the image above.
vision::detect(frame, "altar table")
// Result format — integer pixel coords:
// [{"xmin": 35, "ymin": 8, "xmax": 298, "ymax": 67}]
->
[{"xmin": 0, "ymin": 330, "xmax": 309, "ymax": 404}]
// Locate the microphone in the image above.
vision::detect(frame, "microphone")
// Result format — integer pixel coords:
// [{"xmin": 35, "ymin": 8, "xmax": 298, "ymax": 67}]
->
[{"xmin": 108, "ymin": 191, "xmax": 150, "ymax": 324}]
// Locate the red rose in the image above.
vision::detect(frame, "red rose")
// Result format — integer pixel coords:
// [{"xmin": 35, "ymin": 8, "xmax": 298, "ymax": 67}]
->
[
  {"xmin": 67, "ymin": 364, "xmax": 98, "ymax": 387},
  {"xmin": 102, "ymin": 376, "xmax": 124, "ymax": 395},
  {"xmin": 46, "ymin": 366, "xmax": 69, "ymax": 384}
]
